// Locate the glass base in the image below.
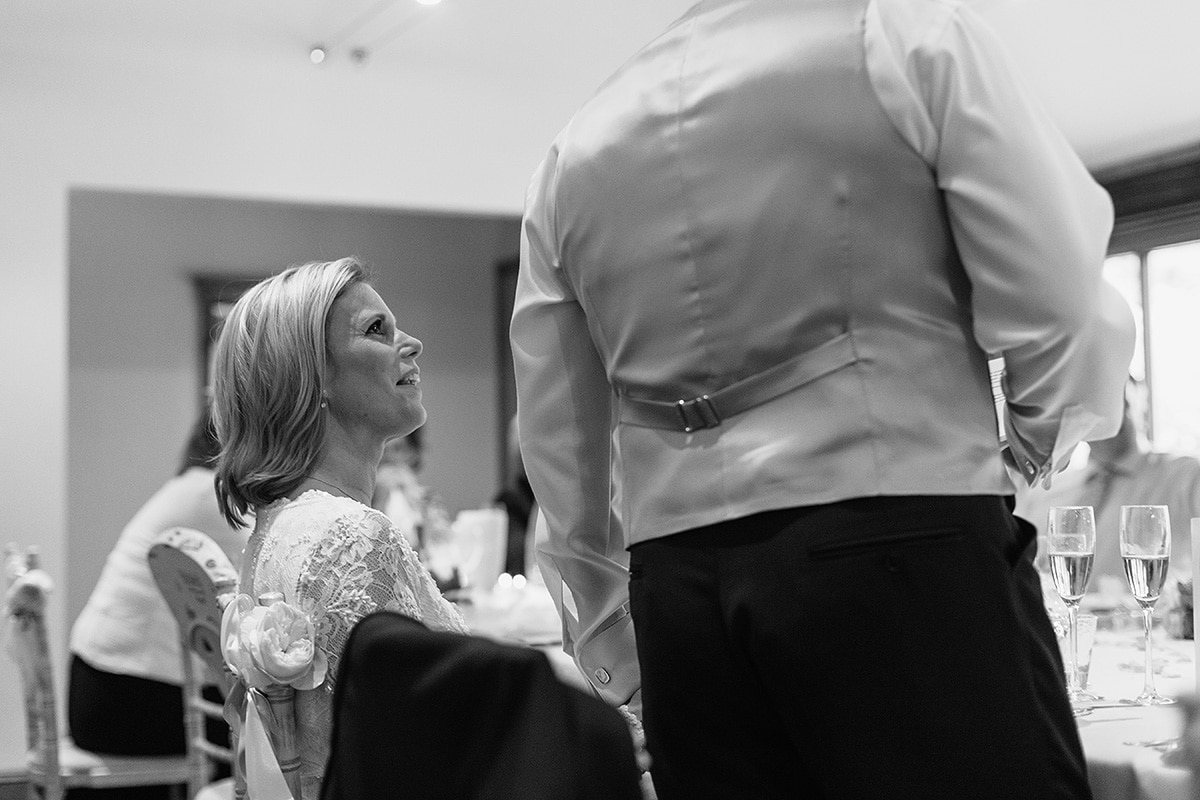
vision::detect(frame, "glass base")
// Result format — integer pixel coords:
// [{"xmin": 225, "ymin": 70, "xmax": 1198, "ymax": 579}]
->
[
  {"xmin": 1122, "ymin": 736, "xmax": 1181, "ymax": 752},
  {"xmin": 1120, "ymin": 692, "xmax": 1176, "ymax": 707},
  {"xmin": 1068, "ymin": 687, "xmax": 1103, "ymax": 704}
]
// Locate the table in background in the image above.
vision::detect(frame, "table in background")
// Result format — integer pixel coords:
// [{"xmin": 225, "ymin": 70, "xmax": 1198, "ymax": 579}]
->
[{"xmin": 454, "ymin": 580, "xmax": 590, "ymax": 693}]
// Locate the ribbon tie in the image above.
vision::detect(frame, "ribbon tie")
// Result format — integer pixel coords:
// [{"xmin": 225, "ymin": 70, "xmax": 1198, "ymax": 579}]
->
[
  {"xmin": 224, "ymin": 680, "xmax": 296, "ymax": 800},
  {"xmin": 220, "ymin": 592, "xmax": 327, "ymax": 800}
]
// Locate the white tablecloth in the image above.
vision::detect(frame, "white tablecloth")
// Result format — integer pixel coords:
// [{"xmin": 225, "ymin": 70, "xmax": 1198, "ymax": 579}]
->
[
  {"xmin": 1077, "ymin": 628, "xmax": 1196, "ymax": 800},
  {"xmin": 455, "ymin": 581, "xmax": 591, "ymax": 693}
]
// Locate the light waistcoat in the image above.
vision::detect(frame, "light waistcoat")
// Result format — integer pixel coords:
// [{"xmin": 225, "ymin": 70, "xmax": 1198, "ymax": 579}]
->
[{"xmin": 549, "ymin": 0, "xmax": 1004, "ymax": 543}]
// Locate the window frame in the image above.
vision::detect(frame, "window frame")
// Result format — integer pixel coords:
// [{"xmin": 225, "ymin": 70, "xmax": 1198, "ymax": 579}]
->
[{"xmin": 1099, "ymin": 143, "xmax": 1200, "ymax": 450}]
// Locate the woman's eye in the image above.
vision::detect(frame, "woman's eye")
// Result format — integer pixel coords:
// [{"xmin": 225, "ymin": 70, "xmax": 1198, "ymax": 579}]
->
[{"xmin": 366, "ymin": 320, "xmax": 384, "ymax": 335}]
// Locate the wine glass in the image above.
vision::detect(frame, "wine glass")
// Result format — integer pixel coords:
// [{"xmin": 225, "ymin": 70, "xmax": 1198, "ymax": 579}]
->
[
  {"xmin": 1047, "ymin": 506, "xmax": 1099, "ymax": 708},
  {"xmin": 1120, "ymin": 504, "xmax": 1174, "ymax": 706}
]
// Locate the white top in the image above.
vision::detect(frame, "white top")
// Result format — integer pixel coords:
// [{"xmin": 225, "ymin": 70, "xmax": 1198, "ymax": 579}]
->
[
  {"xmin": 512, "ymin": 0, "xmax": 1134, "ymax": 707},
  {"xmin": 70, "ymin": 467, "xmax": 248, "ymax": 684}
]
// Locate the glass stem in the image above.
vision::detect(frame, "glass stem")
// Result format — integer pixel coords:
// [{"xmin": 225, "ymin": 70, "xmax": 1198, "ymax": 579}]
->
[
  {"xmin": 1067, "ymin": 603, "xmax": 1080, "ymax": 693},
  {"xmin": 1142, "ymin": 604, "xmax": 1155, "ymax": 696}
]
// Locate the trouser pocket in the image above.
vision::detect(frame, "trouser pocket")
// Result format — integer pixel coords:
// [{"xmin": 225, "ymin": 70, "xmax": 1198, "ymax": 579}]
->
[{"xmin": 807, "ymin": 526, "xmax": 965, "ymax": 562}]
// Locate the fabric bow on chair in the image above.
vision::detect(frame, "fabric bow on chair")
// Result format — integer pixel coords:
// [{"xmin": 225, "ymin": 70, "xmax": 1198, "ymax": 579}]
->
[{"xmin": 221, "ymin": 593, "xmax": 326, "ymax": 800}]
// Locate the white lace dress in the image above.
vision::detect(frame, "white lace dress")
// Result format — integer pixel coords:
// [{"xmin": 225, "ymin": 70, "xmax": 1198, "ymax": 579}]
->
[{"xmin": 241, "ymin": 489, "xmax": 468, "ymax": 798}]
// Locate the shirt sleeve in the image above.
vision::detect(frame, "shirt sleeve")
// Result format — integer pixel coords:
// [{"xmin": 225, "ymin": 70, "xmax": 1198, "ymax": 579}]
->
[
  {"xmin": 864, "ymin": 0, "xmax": 1135, "ymax": 486},
  {"xmin": 510, "ymin": 142, "xmax": 641, "ymax": 707}
]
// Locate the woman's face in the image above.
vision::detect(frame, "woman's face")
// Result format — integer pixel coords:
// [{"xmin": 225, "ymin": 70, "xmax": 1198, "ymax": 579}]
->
[{"xmin": 324, "ymin": 282, "xmax": 426, "ymax": 443}]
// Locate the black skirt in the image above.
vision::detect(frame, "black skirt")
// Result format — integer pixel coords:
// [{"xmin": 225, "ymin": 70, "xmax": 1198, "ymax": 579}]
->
[{"xmin": 66, "ymin": 654, "xmax": 230, "ymax": 799}]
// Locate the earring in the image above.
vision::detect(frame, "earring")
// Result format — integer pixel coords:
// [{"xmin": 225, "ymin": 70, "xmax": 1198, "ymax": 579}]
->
[{"xmin": 320, "ymin": 398, "xmax": 328, "ymax": 409}]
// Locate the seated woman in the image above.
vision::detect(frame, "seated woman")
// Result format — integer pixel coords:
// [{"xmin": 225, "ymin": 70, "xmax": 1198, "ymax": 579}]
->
[{"xmin": 211, "ymin": 257, "xmax": 467, "ymax": 798}]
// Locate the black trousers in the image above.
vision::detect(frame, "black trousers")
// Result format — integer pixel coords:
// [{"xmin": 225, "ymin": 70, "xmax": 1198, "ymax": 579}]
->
[
  {"xmin": 628, "ymin": 495, "xmax": 1092, "ymax": 800},
  {"xmin": 67, "ymin": 655, "xmax": 230, "ymax": 800}
]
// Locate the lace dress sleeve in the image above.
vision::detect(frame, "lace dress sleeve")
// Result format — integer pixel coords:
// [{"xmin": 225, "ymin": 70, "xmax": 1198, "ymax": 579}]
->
[
  {"xmin": 296, "ymin": 505, "xmax": 468, "ymax": 689},
  {"xmin": 250, "ymin": 496, "xmax": 467, "ymax": 798}
]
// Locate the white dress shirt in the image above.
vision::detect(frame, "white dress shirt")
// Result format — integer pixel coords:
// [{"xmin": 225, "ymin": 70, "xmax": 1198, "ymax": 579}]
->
[{"xmin": 865, "ymin": 0, "xmax": 1134, "ymax": 484}]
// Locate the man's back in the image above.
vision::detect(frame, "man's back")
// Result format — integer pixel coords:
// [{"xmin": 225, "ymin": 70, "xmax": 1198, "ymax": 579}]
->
[
  {"xmin": 511, "ymin": 0, "xmax": 1133, "ymax": 728},
  {"xmin": 526, "ymin": 0, "xmax": 1007, "ymax": 544}
]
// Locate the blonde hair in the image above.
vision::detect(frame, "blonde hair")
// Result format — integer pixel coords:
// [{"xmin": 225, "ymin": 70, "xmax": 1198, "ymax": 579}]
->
[{"xmin": 212, "ymin": 257, "xmax": 368, "ymax": 527}]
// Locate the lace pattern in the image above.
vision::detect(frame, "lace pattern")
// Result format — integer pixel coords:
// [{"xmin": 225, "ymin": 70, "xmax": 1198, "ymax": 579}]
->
[{"xmin": 244, "ymin": 490, "xmax": 468, "ymax": 797}]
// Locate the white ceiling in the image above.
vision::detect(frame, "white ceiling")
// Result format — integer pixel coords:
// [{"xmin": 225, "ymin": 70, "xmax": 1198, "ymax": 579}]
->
[{"xmin": 6, "ymin": 0, "xmax": 1199, "ymax": 173}]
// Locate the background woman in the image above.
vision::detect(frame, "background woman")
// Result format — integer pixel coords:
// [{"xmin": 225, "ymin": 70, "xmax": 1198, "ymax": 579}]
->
[
  {"xmin": 211, "ymin": 257, "xmax": 466, "ymax": 798},
  {"xmin": 67, "ymin": 407, "xmax": 245, "ymax": 799}
]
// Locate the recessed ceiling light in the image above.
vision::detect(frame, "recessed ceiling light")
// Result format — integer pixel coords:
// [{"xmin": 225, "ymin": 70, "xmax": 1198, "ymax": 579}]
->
[
  {"xmin": 416, "ymin": 0, "xmax": 442, "ymax": 6},
  {"xmin": 309, "ymin": 45, "xmax": 327, "ymax": 65}
]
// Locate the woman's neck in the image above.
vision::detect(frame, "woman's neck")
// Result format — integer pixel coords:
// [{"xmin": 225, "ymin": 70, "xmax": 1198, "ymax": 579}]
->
[
  {"xmin": 304, "ymin": 435, "xmax": 382, "ymax": 506},
  {"xmin": 304, "ymin": 476, "xmax": 367, "ymax": 505}
]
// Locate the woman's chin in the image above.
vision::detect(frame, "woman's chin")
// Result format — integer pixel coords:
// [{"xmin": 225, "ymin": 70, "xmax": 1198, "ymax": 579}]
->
[{"xmin": 397, "ymin": 405, "xmax": 427, "ymax": 436}]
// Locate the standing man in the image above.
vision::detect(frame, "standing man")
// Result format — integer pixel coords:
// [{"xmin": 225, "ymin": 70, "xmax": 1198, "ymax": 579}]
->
[{"xmin": 511, "ymin": 1, "xmax": 1134, "ymax": 797}]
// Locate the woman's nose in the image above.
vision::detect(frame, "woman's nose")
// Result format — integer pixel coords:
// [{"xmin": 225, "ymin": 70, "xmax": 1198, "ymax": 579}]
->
[{"xmin": 395, "ymin": 331, "xmax": 423, "ymax": 358}]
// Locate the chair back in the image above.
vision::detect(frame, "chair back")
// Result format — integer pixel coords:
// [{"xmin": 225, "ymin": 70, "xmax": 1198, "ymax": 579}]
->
[
  {"xmin": 4, "ymin": 546, "xmax": 62, "ymax": 787},
  {"xmin": 149, "ymin": 527, "xmax": 238, "ymax": 673},
  {"xmin": 6, "ymin": 544, "xmax": 201, "ymax": 800},
  {"xmin": 151, "ymin": 534, "xmax": 304, "ymax": 800},
  {"xmin": 149, "ymin": 528, "xmax": 240, "ymax": 797},
  {"xmin": 320, "ymin": 611, "xmax": 643, "ymax": 800}
]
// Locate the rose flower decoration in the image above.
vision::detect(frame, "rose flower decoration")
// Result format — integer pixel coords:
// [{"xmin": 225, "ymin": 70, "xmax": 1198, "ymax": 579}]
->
[{"xmin": 221, "ymin": 593, "xmax": 327, "ymax": 691}]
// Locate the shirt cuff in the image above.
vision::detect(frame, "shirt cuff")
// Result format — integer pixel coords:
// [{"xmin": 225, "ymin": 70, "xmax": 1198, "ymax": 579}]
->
[
  {"xmin": 575, "ymin": 609, "xmax": 641, "ymax": 706},
  {"xmin": 1005, "ymin": 403, "xmax": 1103, "ymax": 489}
]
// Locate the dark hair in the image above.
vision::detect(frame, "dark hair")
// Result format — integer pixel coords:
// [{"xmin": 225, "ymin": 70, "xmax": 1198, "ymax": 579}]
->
[{"xmin": 177, "ymin": 405, "xmax": 221, "ymax": 475}]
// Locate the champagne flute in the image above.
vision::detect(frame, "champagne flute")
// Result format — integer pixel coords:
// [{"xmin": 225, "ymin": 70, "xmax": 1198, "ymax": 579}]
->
[
  {"xmin": 1120, "ymin": 504, "xmax": 1174, "ymax": 706},
  {"xmin": 1047, "ymin": 506, "xmax": 1098, "ymax": 707}
]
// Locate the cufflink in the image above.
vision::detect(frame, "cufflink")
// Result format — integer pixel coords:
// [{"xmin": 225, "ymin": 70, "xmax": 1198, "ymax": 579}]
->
[{"xmin": 594, "ymin": 667, "xmax": 611, "ymax": 685}]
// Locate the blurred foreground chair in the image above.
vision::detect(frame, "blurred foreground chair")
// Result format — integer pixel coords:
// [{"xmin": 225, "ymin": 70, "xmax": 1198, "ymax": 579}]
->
[
  {"xmin": 319, "ymin": 611, "xmax": 644, "ymax": 800},
  {"xmin": 3, "ymin": 545, "xmax": 196, "ymax": 800},
  {"xmin": 148, "ymin": 527, "xmax": 243, "ymax": 800}
]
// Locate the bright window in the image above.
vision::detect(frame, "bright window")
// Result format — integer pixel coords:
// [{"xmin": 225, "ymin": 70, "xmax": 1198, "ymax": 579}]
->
[{"xmin": 1105, "ymin": 239, "xmax": 1200, "ymax": 455}]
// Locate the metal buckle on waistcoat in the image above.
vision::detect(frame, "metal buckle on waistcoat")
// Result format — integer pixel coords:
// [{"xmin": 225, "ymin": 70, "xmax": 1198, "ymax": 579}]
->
[{"xmin": 675, "ymin": 395, "xmax": 721, "ymax": 433}]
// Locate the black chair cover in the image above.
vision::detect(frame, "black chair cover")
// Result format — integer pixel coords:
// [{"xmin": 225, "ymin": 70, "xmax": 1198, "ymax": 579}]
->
[{"xmin": 320, "ymin": 611, "xmax": 643, "ymax": 800}]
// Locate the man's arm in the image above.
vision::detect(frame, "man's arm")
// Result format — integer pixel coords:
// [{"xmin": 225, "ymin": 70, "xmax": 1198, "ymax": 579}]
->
[
  {"xmin": 867, "ymin": 0, "xmax": 1134, "ymax": 485},
  {"xmin": 510, "ymin": 144, "xmax": 641, "ymax": 706}
]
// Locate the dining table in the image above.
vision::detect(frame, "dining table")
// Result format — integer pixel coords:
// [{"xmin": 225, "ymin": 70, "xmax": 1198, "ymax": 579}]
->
[
  {"xmin": 453, "ymin": 576, "xmax": 592, "ymax": 693},
  {"xmin": 457, "ymin": 579, "xmax": 1200, "ymax": 799}
]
